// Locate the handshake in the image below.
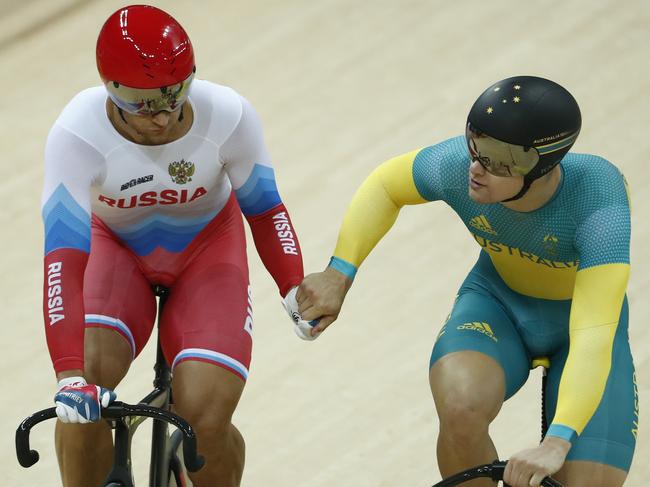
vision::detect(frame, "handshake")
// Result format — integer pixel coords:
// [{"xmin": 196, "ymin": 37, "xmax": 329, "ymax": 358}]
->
[
  {"xmin": 281, "ymin": 268, "xmax": 352, "ymax": 341},
  {"xmin": 282, "ymin": 286, "xmax": 321, "ymax": 340}
]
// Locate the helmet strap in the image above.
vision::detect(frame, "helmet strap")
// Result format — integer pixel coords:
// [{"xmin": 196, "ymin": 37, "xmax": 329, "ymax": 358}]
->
[{"xmin": 501, "ymin": 176, "xmax": 533, "ymax": 202}]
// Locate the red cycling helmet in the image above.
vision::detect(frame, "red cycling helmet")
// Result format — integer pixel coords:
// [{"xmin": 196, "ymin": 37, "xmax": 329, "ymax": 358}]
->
[{"xmin": 96, "ymin": 4, "xmax": 196, "ymax": 114}]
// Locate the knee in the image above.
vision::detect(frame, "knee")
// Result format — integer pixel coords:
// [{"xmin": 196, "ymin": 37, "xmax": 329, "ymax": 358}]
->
[
  {"xmin": 174, "ymin": 398, "xmax": 233, "ymax": 439},
  {"xmin": 172, "ymin": 361, "xmax": 244, "ymax": 443},
  {"xmin": 173, "ymin": 384, "xmax": 239, "ymax": 438},
  {"xmin": 430, "ymin": 353, "xmax": 505, "ymax": 437},
  {"xmin": 436, "ymin": 396, "xmax": 493, "ymax": 445},
  {"xmin": 431, "ymin": 370, "xmax": 502, "ymax": 445}
]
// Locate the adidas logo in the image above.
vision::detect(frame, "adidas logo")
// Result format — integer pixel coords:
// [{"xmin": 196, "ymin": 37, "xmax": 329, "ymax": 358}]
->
[
  {"xmin": 469, "ymin": 215, "xmax": 497, "ymax": 235},
  {"xmin": 457, "ymin": 322, "xmax": 498, "ymax": 342}
]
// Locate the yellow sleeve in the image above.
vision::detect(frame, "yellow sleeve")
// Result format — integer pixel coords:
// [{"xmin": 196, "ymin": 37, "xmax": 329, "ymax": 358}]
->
[
  {"xmin": 331, "ymin": 149, "xmax": 427, "ymax": 272},
  {"xmin": 548, "ymin": 263, "xmax": 630, "ymax": 441}
]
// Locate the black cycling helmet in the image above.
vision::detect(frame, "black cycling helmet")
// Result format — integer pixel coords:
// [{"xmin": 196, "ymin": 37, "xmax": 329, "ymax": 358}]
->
[{"xmin": 466, "ymin": 76, "xmax": 581, "ymax": 201}]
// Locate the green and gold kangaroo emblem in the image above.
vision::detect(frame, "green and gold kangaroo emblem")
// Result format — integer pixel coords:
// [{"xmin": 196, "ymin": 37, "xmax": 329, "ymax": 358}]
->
[{"xmin": 168, "ymin": 159, "xmax": 195, "ymax": 185}]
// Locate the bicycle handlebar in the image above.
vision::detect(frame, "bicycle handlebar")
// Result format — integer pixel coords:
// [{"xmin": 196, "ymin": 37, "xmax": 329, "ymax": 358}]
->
[
  {"xmin": 433, "ymin": 460, "xmax": 563, "ymax": 486},
  {"xmin": 16, "ymin": 401, "xmax": 204, "ymax": 473}
]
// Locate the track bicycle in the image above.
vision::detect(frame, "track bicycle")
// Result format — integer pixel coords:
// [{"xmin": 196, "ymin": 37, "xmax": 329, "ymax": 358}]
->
[
  {"xmin": 16, "ymin": 285, "xmax": 203, "ymax": 487},
  {"xmin": 432, "ymin": 359, "xmax": 563, "ymax": 487}
]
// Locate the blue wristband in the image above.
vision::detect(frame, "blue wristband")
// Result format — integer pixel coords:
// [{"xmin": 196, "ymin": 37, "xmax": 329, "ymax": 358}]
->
[
  {"xmin": 328, "ymin": 256, "xmax": 357, "ymax": 280},
  {"xmin": 545, "ymin": 424, "xmax": 578, "ymax": 444}
]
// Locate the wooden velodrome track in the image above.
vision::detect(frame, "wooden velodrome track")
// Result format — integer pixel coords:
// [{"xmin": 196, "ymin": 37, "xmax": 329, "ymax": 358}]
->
[{"xmin": 2, "ymin": 0, "xmax": 648, "ymax": 485}]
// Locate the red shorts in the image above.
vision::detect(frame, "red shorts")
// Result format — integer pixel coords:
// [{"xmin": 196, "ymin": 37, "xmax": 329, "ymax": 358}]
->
[{"xmin": 83, "ymin": 194, "xmax": 252, "ymax": 381}]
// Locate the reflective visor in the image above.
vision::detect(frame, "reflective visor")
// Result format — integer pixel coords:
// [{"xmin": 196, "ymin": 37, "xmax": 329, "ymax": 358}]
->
[
  {"xmin": 465, "ymin": 123, "xmax": 539, "ymax": 177},
  {"xmin": 105, "ymin": 71, "xmax": 194, "ymax": 115}
]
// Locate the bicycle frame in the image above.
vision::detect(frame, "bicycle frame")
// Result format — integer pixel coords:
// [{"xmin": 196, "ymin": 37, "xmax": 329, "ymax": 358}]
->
[
  {"xmin": 16, "ymin": 285, "xmax": 203, "ymax": 486},
  {"xmin": 142, "ymin": 285, "xmax": 173, "ymax": 487}
]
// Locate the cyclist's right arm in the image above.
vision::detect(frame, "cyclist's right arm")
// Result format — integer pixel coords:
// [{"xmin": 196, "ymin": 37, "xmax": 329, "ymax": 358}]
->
[
  {"xmin": 42, "ymin": 124, "xmax": 98, "ymax": 375},
  {"xmin": 299, "ymin": 146, "xmax": 445, "ymax": 333},
  {"xmin": 328, "ymin": 148, "xmax": 430, "ymax": 276},
  {"xmin": 42, "ymin": 124, "xmax": 113, "ymax": 421}
]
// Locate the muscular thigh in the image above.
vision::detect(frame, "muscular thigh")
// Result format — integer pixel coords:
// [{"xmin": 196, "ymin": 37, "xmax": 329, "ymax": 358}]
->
[
  {"xmin": 545, "ymin": 298, "xmax": 637, "ymax": 474},
  {"xmin": 84, "ymin": 217, "xmax": 157, "ymax": 365},
  {"xmin": 160, "ymin": 217, "xmax": 252, "ymax": 383},
  {"xmin": 430, "ymin": 290, "xmax": 531, "ymax": 400}
]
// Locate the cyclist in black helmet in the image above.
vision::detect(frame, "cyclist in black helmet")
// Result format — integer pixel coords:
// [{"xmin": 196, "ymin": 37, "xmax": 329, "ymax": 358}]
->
[{"xmin": 294, "ymin": 76, "xmax": 636, "ymax": 487}]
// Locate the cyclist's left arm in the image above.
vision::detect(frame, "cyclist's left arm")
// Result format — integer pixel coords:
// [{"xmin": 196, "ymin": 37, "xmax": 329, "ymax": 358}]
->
[
  {"xmin": 547, "ymin": 262, "xmax": 629, "ymax": 443},
  {"xmin": 547, "ymin": 169, "xmax": 631, "ymax": 444},
  {"xmin": 299, "ymin": 139, "xmax": 464, "ymax": 336},
  {"xmin": 222, "ymin": 95, "xmax": 304, "ymax": 297},
  {"xmin": 506, "ymin": 262, "xmax": 630, "ymax": 482},
  {"xmin": 507, "ymin": 168, "xmax": 631, "ymax": 483}
]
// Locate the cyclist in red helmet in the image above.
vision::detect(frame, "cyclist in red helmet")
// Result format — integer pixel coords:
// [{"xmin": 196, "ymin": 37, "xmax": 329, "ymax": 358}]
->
[{"xmin": 42, "ymin": 5, "xmax": 309, "ymax": 486}]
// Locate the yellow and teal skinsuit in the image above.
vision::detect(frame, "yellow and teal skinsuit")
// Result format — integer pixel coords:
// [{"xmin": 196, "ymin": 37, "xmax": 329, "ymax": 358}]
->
[{"xmin": 329, "ymin": 136, "xmax": 636, "ymax": 471}]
